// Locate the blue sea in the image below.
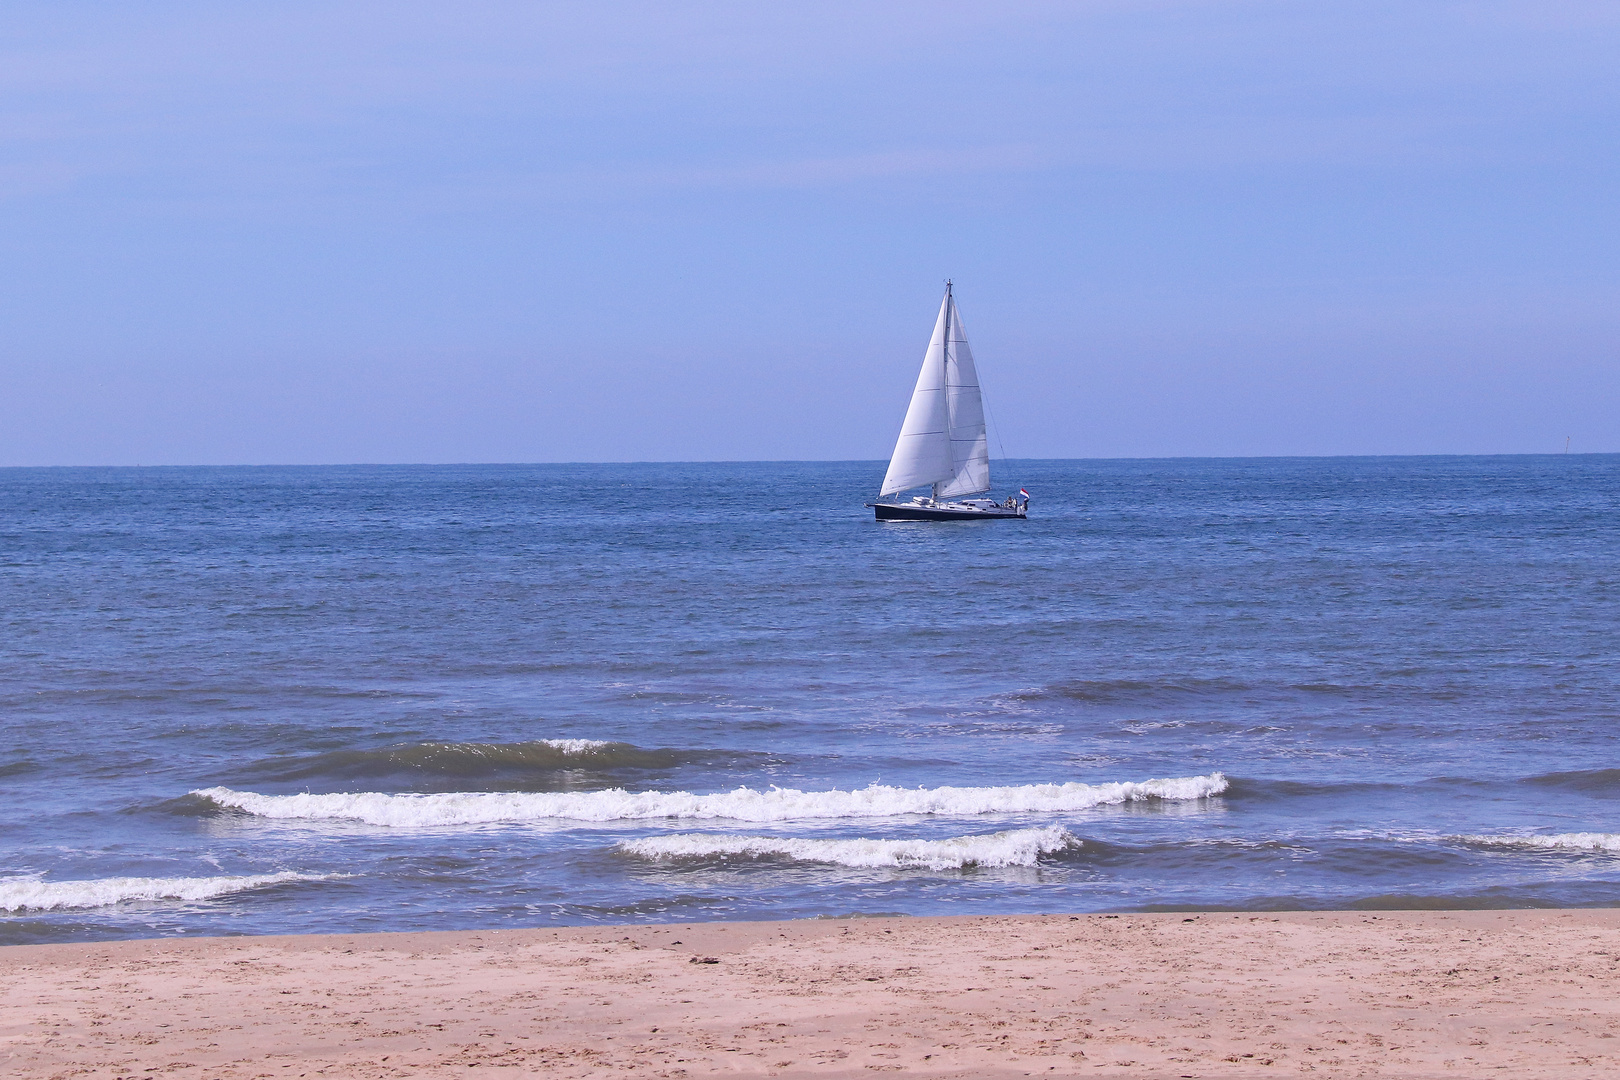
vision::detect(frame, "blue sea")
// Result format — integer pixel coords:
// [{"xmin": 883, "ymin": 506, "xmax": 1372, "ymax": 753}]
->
[{"xmin": 3, "ymin": 456, "xmax": 1619, "ymax": 944}]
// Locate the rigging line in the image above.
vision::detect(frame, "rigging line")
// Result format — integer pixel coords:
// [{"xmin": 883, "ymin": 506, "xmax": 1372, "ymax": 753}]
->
[
  {"xmin": 981, "ymin": 359, "xmax": 1011, "ymax": 471},
  {"xmin": 936, "ymin": 280, "xmax": 953, "ymax": 504}
]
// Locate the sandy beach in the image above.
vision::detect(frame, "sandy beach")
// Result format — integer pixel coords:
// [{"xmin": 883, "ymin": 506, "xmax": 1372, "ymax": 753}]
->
[{"xmin": 4, "ymin": 910, "xmax": 1619, "ymax": 1078}]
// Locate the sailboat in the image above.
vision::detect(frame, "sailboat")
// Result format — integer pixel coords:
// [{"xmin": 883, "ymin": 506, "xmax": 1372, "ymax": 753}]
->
[{"xmin": 866, "ymin": 283, "xmax": 1028, "ymax": 521}]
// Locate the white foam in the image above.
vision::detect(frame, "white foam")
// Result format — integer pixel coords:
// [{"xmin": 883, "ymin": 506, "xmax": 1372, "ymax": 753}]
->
[
  {"xmin": 538, "ymin": 739, "xmax": 612, "ymax": 754},
  {"xmin": 1458, "ymin": 832, "xmax": 1620, "ymax": 854},
  {"xmin": 191, "ymin": 772, "xmax": 1226, "ymax": 827},
  {"xmin": 0, "ymin": 872, "xmax": 330, "ymax": 913},
  {"xmin": 621, "ymin": 825, "xmax": 1078, "ymax": 870}
]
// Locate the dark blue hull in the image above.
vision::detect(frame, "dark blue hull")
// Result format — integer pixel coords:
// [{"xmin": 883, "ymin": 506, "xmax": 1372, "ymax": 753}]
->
[{"xmin": 867, "ymin": 502, "xmax": 1026, "ymax": 521}]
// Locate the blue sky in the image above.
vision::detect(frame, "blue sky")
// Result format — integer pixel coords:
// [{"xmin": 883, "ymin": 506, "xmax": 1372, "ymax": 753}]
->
[{"xmin": 2, "ymin": 1, "xmax": 1616, "ymax": 465}]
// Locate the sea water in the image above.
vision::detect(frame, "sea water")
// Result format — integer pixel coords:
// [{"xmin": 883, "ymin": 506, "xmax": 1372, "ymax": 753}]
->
[{"xmin": 2, "ymin": 456, "xmax": 1618, "ymax": 944}]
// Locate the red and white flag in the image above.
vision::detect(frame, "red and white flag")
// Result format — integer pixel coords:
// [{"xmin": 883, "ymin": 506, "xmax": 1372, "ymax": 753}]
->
[{"xmin": 1019, "ymin": 489, "xmax": 1030, "ymax": 498}]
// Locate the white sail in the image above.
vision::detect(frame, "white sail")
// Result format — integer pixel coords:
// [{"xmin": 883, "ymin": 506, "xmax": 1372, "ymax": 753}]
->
[
  {"xmin": 879, "ymin": 286, "xmax": 991, "ymax": 498},
  {"xmin": 879, "ymin": 295, "xmax": 953, "ymax": 495},
  {"xmin": 936, "ymin": 296, "xmax": 990, "ymax": 497}
]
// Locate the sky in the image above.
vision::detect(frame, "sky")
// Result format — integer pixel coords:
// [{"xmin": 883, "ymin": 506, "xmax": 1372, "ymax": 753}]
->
[{"xmin": 1, "ymin": 0, "xmax": 1617, "ymax": 465}]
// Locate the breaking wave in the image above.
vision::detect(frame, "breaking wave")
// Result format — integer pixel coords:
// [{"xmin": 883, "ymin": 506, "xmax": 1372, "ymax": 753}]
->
[
  {"xmin": 621, "ymin": 825, "xmax": 1079, "ymax": 870},
  {"xmin": 0, "ymin": 872, "xmax": 331, "ymax": 913},
  {"xmin": 1457, "ymin": 832, "xmax": 1620, "ymax": 854},
  {"xmin": 191, "ymin": 772, "xmax": 1227, "ymax": 827}
]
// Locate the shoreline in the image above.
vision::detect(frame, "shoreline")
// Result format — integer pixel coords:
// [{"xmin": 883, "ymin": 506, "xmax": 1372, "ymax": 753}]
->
[{"xmin": 6, "ymin": 910, "xmax": 1620, "ymax": 1078}]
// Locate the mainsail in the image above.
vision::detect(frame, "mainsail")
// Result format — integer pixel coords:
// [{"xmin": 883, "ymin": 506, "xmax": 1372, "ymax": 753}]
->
[{"xmin": 880, "ymin": 284, "xmax": 991, "ymax": 498}]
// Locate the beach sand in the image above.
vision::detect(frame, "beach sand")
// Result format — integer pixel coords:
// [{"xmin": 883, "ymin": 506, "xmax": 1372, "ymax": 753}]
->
[{"xmin": 4, "ymin": 910, "xmax": 1620, "ymax": 1078}]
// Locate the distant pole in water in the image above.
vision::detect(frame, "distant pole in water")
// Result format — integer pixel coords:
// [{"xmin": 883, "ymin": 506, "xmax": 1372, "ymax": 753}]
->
[{"xmin": 1565, "ymin": 436, "xmax": 1572, "ymax": 454}]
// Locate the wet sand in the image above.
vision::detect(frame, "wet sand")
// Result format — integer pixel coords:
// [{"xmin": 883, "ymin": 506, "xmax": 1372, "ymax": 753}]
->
[{"xmin": 4, "ymin": 909, "xmax": 1620, "ymax": 1078}]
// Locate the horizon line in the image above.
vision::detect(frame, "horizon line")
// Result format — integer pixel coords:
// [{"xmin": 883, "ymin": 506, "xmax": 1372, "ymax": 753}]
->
[{"xmin": 1, "ymin": 451, "xmax": 1613, "ymax": 470}]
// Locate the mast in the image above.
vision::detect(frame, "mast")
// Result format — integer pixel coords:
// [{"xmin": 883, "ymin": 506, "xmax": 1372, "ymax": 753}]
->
[{"xmin": 932, "ymin": 280, "xmax": 953, "ymax": 503}]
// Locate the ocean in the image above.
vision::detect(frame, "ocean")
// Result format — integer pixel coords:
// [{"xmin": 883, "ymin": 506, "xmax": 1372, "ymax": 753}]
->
[{"xmin": 2, "ymin": 456, "xmax": 1618, "ymax": 944}]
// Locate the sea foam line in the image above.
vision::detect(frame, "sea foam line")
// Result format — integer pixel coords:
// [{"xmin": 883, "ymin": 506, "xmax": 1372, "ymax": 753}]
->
[
  {"xmin": 620, "ymin": 825, "xmax": 1078, "ymax": 870},
  {"xmin": 0, "ymin": 872, "xmax": 331, "ymax": 913},
  {"xmin": 191, "ymin": 773, "xmax": 1227, "ymax": 827},
  {"xmin": 1457, "ymin": 832, "xmax": 1620, "ymax": 854}
]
